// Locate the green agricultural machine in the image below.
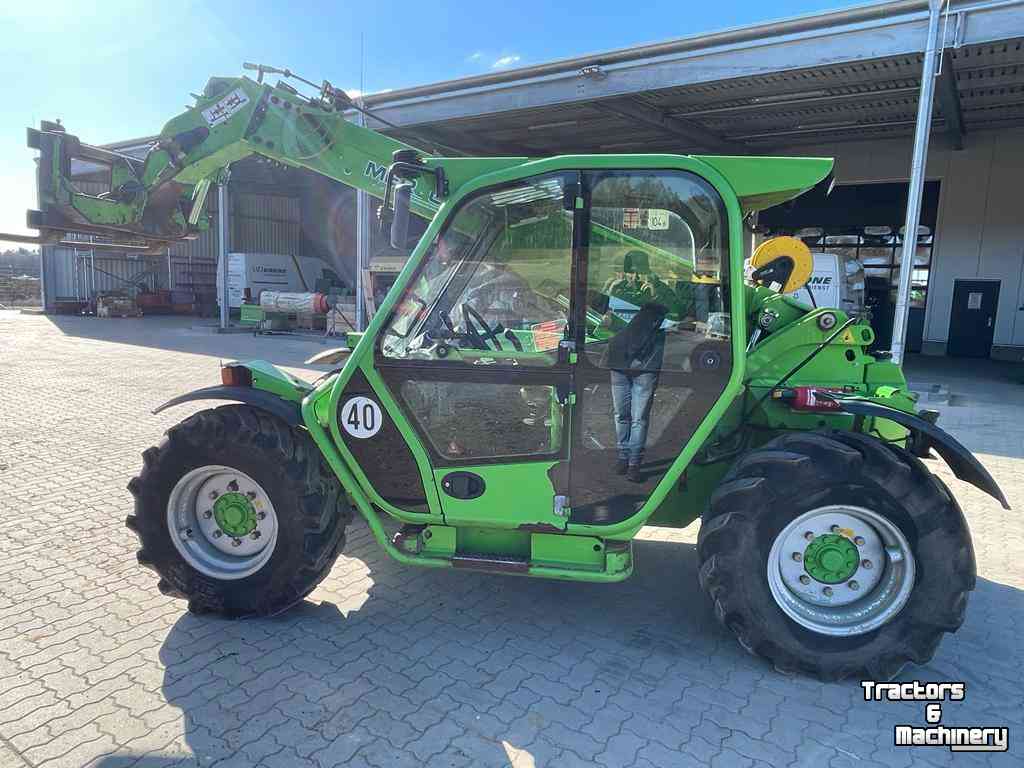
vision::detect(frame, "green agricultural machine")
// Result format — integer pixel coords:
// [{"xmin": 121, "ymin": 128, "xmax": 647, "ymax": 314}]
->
[{"xmin": 22, "ymin": 67, "xmax": 1009, "ymax": 680}]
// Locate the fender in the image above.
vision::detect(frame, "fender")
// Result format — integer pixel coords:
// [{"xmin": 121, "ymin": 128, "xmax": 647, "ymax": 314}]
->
[
  {"xmin": 832, "ymin": 397, "xmax": 1009, "ymax": 510},
  {"xmin": 152, "ymin": 385, "xmax": 302, "ymax": 427}
]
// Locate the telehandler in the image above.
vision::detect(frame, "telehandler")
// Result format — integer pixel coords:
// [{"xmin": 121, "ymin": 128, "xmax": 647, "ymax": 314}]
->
[{"xmin": 18, "ymin": 66, "xmax": 1009, "ymax": 680}]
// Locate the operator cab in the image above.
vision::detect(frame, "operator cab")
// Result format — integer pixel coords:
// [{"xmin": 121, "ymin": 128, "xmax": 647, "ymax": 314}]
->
[{"xmin": 369, "ymin": 166, "xmax": 735, "ymax": 527}]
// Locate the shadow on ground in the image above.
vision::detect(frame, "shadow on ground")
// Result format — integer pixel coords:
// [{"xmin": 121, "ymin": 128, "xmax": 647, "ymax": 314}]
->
[
  {"xmin": 45, "ymin": 314, "xmax": 338, "ymax": 370},
  {"xmin": 89, "ymin": 529, "xmax": 1024, "ymax": 768}
]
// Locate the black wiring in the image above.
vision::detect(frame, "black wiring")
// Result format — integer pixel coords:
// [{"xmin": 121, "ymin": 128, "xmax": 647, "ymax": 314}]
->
[{"xmin": 803, "ymin": 285, "xmax": 818, "ymax": 308}]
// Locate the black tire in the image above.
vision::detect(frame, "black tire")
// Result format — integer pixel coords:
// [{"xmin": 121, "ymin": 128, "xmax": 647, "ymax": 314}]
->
[
  {"xmin": 126, "ymin": 405, "xmax": 352, "ymax": 617},
  {"xmin": 697, "ymin": 430, "xmax": 975, "ymax": 681}
]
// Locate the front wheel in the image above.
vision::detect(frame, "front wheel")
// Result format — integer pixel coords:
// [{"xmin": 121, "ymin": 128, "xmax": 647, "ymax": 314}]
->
[
  {"xmin": 127, "ymin": 405, "xmax": 352, "ymax": 617},
  {"xmin": 698, "ymin": 431, "xmax": 975, "ymax": 681}
]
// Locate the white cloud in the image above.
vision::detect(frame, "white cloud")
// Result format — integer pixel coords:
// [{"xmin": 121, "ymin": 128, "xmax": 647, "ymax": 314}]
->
[
  {"xmin": 466, "ymin": 51, "xmax": 483, "ymax": 62},
  {"xmin": 492, "ymin": 55, "xmax": 521, "ymax": 69}
]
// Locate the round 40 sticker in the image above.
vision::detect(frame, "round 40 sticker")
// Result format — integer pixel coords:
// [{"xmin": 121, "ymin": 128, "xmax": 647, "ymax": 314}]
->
[{"xmin": 340, "ymin": 397, "xmax": 383, "ymax": 439}]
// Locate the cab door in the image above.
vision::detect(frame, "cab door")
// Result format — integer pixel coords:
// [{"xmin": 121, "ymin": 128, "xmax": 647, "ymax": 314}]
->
[
  {"xmin": 373, "ymin": 172, "xmax": 579, "ymax": 530},
  {"xmin": 569, "ymin": 169, "xmax": 735, "ymax": 525}
]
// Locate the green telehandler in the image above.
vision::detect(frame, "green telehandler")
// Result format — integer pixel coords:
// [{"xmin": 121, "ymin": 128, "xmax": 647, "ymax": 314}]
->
[{"xmin": 18, "ymin": 67, "xmax": 1009, "ymax": 680}]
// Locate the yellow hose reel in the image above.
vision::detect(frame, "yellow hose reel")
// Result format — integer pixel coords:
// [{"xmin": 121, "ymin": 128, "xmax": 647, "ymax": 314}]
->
[{"xmin": 751, "ymin": 236, "xmax": 814, "ymax": 294}]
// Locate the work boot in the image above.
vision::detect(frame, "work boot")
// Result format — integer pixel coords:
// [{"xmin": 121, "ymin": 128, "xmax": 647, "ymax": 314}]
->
[
  {"xmin": 627, "ymin": 464, "xmax": 642, "ymax": 483},
  {"xmin": 615, "ymin": 459, "xmax": 628, "ymax": 475}
]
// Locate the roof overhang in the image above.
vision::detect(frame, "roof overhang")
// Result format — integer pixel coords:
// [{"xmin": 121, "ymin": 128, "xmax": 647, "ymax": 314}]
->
[{"xmin": 355, "ymin": 0, "xmax": 1024, "ymax": 155}]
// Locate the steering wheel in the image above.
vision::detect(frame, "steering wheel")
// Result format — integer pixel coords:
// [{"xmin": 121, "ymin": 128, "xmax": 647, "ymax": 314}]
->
[{"xmin": 461, "ymin": 303, "xmax": 503, "ymax": 351}]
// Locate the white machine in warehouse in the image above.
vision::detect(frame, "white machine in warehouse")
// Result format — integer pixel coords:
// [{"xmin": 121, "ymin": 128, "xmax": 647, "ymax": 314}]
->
[
  {"xmin": 785, "ymin": 251, "xmax": 866, "ymax": 312},
  {"xmin": 749, "ymin": 237, "xmax": 866, "ymax": 313},
  {"xmin": 215, "ymin": 252, "xmax": 355, "ymax": 332},
  {"xmin": 215, "ymin": 252, "xmax": 343, "ymax": 308}
]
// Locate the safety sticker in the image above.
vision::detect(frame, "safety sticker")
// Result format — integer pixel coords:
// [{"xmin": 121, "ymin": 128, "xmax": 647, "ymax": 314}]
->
[
  {"xmin": 341, "ymin": 396, "xmax": 383, "ymax": 439},
  {"xmin": 531, "ymin": 320, "xmax": 565, "ymax": 352},
  {"xmin": 202, "ymin": 88, "xmax": 250, "ymax": 127}
]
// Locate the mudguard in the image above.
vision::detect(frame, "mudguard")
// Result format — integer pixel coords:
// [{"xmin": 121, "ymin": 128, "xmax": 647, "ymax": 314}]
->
[
  {"xmin": 152, "ymin": 385, "xmax": 302, "ymax": 427},
  {"xmin": 833, "ymin": 397, "xmax": 1010, "ymax": 510}
]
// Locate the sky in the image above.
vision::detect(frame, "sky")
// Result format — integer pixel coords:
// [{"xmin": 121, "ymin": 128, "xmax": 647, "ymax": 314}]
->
[{"xmin": 0, "ymin": 0, "xmax": 866, "ymax": 240}]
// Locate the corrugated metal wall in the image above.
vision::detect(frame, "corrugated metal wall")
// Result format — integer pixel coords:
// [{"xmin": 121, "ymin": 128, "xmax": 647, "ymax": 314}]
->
[
  {"xmin": 41, "ymin": 188, "xmax": 303, "ymax": 306},
  {"xmin": 233, "ymin": 194, "xmax": 300, "ymax": 256}
]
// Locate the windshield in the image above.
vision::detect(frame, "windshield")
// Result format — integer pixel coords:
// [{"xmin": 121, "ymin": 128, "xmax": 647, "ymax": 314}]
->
[{"xmin": 381, "ymin": 174, "xmax": 573, "ymax": 364}]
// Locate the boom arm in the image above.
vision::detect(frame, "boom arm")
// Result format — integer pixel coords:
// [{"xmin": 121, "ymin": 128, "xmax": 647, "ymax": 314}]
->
[
  {"xmin": 21, "ymin": 74, "xmax": 524, "ymax": 252},
  {"xmin": 9, "ymin": 67, "xmax": 833, "ymax": 256}
]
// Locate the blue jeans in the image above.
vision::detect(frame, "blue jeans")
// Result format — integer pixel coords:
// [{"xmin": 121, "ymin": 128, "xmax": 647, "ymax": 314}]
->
[{"xmin": 610, "ymin": 370, "xmax": 657, "ymax": 465}]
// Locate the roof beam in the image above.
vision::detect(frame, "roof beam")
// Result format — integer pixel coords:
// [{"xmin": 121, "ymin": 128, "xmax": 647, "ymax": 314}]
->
[
  {"xmin": 936, "ymin": 53, "xmax": 966, "ymax": 150},
  {"xmin": 596, "ymin": 98, "xmax": 741, "ymax": 153},
  {"xmin": 360, "ymin": 2, "xmax": 1024, "ymax": 130}
]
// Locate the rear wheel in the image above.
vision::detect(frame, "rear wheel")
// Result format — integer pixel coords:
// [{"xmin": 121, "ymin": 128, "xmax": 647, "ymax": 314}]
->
[
  {"xmin": 698, "ymin": 430, "xmax": 975, "ymax": 681},
  {"xmin": 127, "ymin": 405, "xmax": 352, "ymax": 617}
]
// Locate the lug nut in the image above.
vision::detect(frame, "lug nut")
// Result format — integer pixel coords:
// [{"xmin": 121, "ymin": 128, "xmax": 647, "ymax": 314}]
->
[
  {"xmin": 209, "ymin": 490, "xmax": 219, "ymax": 500},
  {"xmin": 202, "ymin": 510, "xmax": 213, "ymax": 519},
  {"xmin": 213, "ymin": 530, "xmax": 223, "ymax": 538},
  {"xmin": 799, "ymin": 575, "xmax": 810, "ymax": 585},
  {"xmin": 804, "ymin": 531, "xmax": 814, "ymax": 541},
  {"xmin": 182, "ymin": 528, "xmax": 193, "ymax": 539},
  {"xmin": 247, "ymin": 491, "xmax": 257, "ymax": 500},
  {"xmin": 822, "ymin": 586, "xmax": 833, "ymax": 597},
  {"xmin": 258, "ymin": 511, "xmax": 267, "ymax": 520},
  {"xmin": 232, "ymin": 538, "xmax": 242, "ymax": 547},
  {"xmin": 830, "ymin": 525, "xmax": 840, "ymax": 533},
  {"xmin": 848, "ymin": 580, "xmax": 860, "ymax": 590},
  {"xmin": 792, "ymin": 552, "xmax": 802, "ymax": 562},
  {"xmin": 251, "ymin": 531, "xmax": 261, "ymax": 540},
  {"xmin": 862, "ymin": 559, "xmax": 872, "ymax": 569},
  {"xmin": 854, "ymin": 536, "xmax": 865, "ymax": 546},
  {"xmin": 227, "ymin": 480, "xmax": 239, "ymax": 492}
]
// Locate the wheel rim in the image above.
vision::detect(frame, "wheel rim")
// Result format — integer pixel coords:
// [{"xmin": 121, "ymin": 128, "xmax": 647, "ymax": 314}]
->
[
  {"xmin": 766, "ymin": 505, "xmax": 915, "ymax": 637},
  {"xmin": 166, "ymin": 465, "xmax": 278, "ymax": 580}
]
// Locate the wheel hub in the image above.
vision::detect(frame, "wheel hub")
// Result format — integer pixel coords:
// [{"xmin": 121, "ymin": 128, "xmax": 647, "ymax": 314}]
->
[
  {"xmin": 803, "ymin": 534, "xmax": 859, "ymax": 584},
  {"xmin": 166, "ymin": 466, "xmax": 278, "ymax": 580},
  {"xmin": 214, "ymin": 492, "xmax": 257, "ymax": 537},
  {"xmin": 766, "ymin": 505, "xmax": 915, "ymax": 637}
]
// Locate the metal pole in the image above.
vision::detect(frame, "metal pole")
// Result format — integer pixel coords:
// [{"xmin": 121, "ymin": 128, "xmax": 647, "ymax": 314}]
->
[
  {"xmin": 891, "ymin": 0, "xmax": 944, "ymax": 364},
  {"xmin": 355, "ymin": 102, "xmax": 371, "ymax": 330},
  {"xmin": 218, "ymin": 169, "xmax": 232, "ymax": 330}
]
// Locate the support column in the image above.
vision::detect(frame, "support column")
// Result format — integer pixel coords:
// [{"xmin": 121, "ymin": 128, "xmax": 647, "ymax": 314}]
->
[
  {"xmin": 218, "ymin": 168, "xmax": 232, "ymax": 331},
  {"xmin": 891, "ymin": 0, "xmax": 944, "ymax": 365}
]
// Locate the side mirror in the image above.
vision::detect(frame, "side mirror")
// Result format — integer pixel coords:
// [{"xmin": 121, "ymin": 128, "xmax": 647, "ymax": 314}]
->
[{"xmin": 390, "ymin": 181, "xmax": 413, "ymax": 250}]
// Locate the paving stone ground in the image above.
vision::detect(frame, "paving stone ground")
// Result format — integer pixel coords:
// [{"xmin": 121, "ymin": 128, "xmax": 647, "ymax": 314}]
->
[{"xmin": 1, "ymin": 311, "xmax": 1022, "ymax": 767}]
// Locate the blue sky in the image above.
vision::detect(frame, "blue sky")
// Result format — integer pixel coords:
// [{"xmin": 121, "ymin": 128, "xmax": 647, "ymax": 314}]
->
[{"xmin": 1, "ymin": 0, "xmax": 864, "ymax": 238}]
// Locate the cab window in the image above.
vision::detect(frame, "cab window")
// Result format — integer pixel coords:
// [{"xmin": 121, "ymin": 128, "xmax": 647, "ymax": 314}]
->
[{"xmin": 381, "ymin": 174, "xmax": 573, "ymax": 367}]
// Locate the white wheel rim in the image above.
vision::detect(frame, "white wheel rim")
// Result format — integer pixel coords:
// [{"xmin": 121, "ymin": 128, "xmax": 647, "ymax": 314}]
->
[
  {"xmin": 766, "ymin": 505, "xmax": 915, "ymax": 637},
  {"xmin": 166, "ymin": 465, "xmax": 278, "ymax": 580}
]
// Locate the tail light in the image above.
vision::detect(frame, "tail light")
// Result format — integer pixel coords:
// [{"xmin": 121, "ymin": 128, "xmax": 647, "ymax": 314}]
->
[{"xmin": 221, "ymin": 365, "xmax": 252, "ymax": 387}]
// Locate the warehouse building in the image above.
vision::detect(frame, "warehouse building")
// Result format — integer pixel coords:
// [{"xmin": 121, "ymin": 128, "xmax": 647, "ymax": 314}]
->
[{"xmin": 40, "ymin": 0, "xmax": 1024, "ymax": 359}]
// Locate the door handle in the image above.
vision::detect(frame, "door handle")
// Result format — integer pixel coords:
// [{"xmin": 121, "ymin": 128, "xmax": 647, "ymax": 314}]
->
[
  {"xmin": 987, "ymin": 317, "xmax": 993, "ymax": 328},
  {"xmin": 557, "ymin": 339, "xmax": 576, "ymax": 365}
]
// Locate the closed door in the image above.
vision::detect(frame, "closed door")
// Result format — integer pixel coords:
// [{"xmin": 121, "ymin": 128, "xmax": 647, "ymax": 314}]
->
[
  {"xmin": 372, "ymin": 171, "xmax": 577, "ymax": 531},
  {"xmin": 569, "ymin": 169, "xmax": 735, "ymax": 525},
  {"xmin": 948, "ymin": 280, "xmax": 999, "ymax": 358}
]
